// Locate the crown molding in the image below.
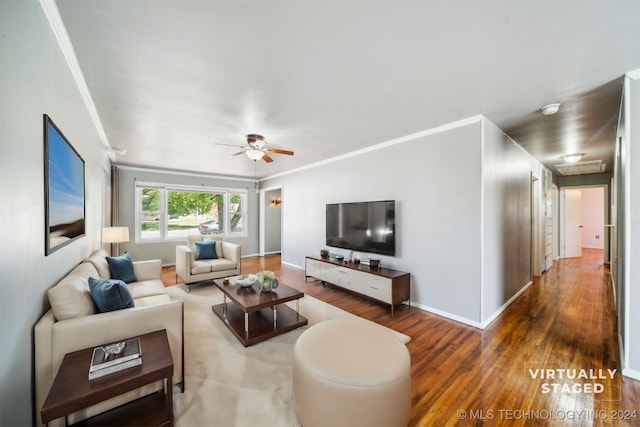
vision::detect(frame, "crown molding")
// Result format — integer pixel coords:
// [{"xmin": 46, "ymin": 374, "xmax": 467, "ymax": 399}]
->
[
  {"xmin": 39, "ymin": 0, "xmax": 113, "ymax": 161},
  {"xmin": 263, "ymin": 115, "xmax": 483, "ymax": 181}
]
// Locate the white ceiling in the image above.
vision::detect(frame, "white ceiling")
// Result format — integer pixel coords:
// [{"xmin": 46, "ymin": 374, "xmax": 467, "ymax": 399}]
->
[{"xmin": 54, "ymin": 0, "xmax": 640, "ymax": 179}]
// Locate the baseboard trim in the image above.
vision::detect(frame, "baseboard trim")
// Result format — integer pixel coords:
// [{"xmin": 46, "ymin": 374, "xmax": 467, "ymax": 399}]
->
[
  {"xmin": 622, "ymin": 367, "xmax": 640, "ymax": 381},
  {"xmin": 282, "ymin": 260, "xmax": 304, "ymax": 270},
  {"xmin": 412, "ymin": 302, "xmax": 482, "ymax": 329},
  {"xmin": 481, "ymin": 280, "xmax": 533, "ymax": 329}
]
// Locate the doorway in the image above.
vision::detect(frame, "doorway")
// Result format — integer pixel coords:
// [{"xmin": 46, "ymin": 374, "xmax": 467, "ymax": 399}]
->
[
  {"xmin": 259, "ymin": 186, "xmax": 283, "ymax": 256},
  {"xmin": 559, "ymin": 185, "xmax": 607, "ymax": 261}
]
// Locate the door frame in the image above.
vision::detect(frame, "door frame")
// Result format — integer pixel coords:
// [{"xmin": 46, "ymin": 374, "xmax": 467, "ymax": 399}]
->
[
  {"xmin": 259, "ymin": 184, "xmax": 283, "ymax": 256},
  {"xmin": 558, "ymin": 184, "xmax": 609, "ymax": 261}
]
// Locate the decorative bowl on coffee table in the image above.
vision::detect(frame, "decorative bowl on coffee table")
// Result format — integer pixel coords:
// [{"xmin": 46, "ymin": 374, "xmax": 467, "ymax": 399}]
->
[{"xmin": 235, "ymin": 274, "xmax": 257, "ymax": 288}]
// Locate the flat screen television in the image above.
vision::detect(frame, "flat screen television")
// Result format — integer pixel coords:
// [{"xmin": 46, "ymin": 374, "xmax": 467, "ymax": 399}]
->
[{"xmin": 326, "ymin": 200, "xmax": 396, "ymax": 256}]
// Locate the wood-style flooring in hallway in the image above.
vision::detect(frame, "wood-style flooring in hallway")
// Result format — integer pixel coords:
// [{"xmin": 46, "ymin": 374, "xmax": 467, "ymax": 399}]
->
[{"xmin": 163, "ymin": 249, "xmax": 640, "ymax": 426}]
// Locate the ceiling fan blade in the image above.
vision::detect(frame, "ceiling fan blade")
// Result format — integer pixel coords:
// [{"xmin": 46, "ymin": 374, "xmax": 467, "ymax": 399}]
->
[
  {"xmin": 215, "ymin": 143, "xmax": 246, "ymax": 148},
  {"xmin": 267, "ymin": 148, "xmax": 294, "ymax": 156},
  {"xmin": 228, "ymin": 150, "xmax": 246, "ymax": 157},
  {"xmin": 262, "ymin": 153, "xmax": 274, "ymax": 163}
]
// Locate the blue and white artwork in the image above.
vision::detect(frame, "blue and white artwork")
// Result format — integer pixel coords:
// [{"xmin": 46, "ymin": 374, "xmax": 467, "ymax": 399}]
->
[{"xmin": 45, "ymin": 116, "xmax": 85, "ymax": 254}]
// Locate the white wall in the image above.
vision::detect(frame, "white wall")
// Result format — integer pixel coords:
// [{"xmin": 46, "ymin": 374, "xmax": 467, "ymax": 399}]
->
[
  {"xmin": 0, "ymin": 2, "xmax": 110, "ymax": 425},
  {"xmin": 581, "ymin": 187, "xmax": 605, "ymax": 249},
  {"xmin": 262, "ymin": 116, "xmax": 543, "ymax": 327},
  {"xmin": 481, "ymin": 119, "xmax": 540, "ymax": 325},
  {"xmin": 263, "ymin": 119, "xmax": 485, "ymax": 324},
  {"xmin": 620, "ymin": 72, "xmax": 640, "ymax": 379}
]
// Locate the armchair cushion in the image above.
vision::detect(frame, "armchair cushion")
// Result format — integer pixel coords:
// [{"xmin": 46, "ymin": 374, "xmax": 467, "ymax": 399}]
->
[
  {"xmin": 88, "ymin": 277, "xmax": 134, "ymax": 313},
  {"xmin": 195, "ymin": 240, "xmax": 218, "ymax": 260},
  {"xmin": 106, "ymin": 252, "xmax": 137, "ymax": 283}
]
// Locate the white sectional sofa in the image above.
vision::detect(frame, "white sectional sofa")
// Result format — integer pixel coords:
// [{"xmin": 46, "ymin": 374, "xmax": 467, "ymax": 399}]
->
[
  {"xmin": 34, "ymin": 249, "xmax": 183, "ymax": 427},
  {"xmin": 175, "ymin": 235, "xmax": 241, "ymax": 289}
]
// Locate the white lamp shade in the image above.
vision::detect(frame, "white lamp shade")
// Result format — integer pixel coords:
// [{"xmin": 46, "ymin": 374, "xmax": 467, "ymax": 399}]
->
[{"xmin": 102, "ymin": 226, "xmax": 130, "ymax": 243}]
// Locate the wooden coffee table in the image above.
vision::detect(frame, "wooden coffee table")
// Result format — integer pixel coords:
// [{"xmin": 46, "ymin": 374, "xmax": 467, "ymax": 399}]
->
[
  {"xmin": 212, "ymin": 277, "xmax": 308, "ymax": 346},
  {"xmin": 41, "ymin": 329, "xmax": 173, "ymax": 426}
]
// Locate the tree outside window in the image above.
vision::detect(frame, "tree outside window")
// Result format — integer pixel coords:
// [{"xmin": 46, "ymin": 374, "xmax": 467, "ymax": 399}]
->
[{"xmin": 136, "ymin": 185, "xmax": 247, "ymax": 241}]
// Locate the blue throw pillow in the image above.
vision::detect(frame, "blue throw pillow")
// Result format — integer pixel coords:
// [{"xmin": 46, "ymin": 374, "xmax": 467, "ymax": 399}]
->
[
  {"xmin": 106, "ymin": 252, "xmax": 137, "ymax": 283},
  {"xmin": 195, "ymin": 240, "xmax": 218, "ymax": 260},
  {"xmin": 88, "ymin": 277, "xmax": 134, "ymax": 313}
]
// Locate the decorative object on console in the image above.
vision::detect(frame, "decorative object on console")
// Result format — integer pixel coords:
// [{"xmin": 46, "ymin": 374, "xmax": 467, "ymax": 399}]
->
[
  {"xmin": 89, "ymin": 357, "xmax": 142, "ymax": 380},
  {"xmin": 102, "ymin": 226, "xmax": 130, "ymax": 256},
  {"xmin": 320, "ymin": 249, "xmax": 329, "ymax": 258},
  {"xmin": 89, "ymin": 337, "xmax": 141, "ymax": 380},
  {"xmin": 44, "ymin": 114, "xmax": 86, "ymax": 255},
  {"xmin": 257, "ymin": 270, "xmax": 279, "ymax": 292},
  {"xmin": 360, "ymin": 258, "xmax": 380, "ymax": 269}
]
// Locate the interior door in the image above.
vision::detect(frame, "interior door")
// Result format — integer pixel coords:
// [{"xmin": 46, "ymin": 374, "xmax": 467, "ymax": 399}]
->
[{"xmin": 563, "ymin": 188, "xmax": 583, "ymax": 258}]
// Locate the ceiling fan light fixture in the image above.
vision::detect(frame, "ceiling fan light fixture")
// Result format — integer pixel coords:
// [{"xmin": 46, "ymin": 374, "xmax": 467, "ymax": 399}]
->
[
  {"xmin": 246, "ymin": 149, "xmax": 264, "ymax": 161},
  {"xmin": 561, "ymin": 153, "xmax": 585, "ymax": 164},
  {"xmin": 541, "ymin": 103, "xmax": 561, "ymax": 115}
]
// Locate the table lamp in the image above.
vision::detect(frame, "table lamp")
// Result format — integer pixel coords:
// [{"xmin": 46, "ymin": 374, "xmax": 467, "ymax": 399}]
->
[{"xmin": 102, "ymin": 226, "xmax": 130, "ymax": 256}]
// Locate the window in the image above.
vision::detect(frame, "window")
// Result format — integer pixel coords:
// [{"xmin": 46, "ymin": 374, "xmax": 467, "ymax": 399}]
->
[{"xmin": 135, "ymin": 183, "xmax": 248, "ymax": 242}]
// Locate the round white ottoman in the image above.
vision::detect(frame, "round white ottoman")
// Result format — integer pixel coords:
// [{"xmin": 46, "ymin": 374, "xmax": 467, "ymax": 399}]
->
[{"xmin": 293, "ymin": 318, "xmax": 411, "ymax": 427}]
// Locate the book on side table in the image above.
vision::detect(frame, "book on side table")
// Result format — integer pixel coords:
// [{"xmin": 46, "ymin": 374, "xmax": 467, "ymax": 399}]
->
[{"xmin": 89, "ymin": 337, "xmax": 142, "ymax": 380}]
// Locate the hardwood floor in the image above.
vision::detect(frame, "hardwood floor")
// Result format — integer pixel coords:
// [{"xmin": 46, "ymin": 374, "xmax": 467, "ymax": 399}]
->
[{"xmin": 163, "ymin": 249, "xmax": 640, "ymax": 426}]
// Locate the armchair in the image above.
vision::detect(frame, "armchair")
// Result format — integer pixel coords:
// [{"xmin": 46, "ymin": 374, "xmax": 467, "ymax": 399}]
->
[{"xmin": 175, "ymin": 235, "xmax": 241, "ymax": 290}]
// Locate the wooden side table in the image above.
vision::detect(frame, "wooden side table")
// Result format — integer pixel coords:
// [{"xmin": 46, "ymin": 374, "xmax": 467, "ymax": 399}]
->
[{"xmin": 41, "ymin": 329, "xmax": 174, "ymax": 426}]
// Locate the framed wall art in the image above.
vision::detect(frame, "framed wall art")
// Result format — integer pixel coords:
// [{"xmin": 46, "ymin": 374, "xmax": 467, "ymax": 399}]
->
[{"xmin": 44, "ymin": 114, "xmax": 85, "ymax": 255}]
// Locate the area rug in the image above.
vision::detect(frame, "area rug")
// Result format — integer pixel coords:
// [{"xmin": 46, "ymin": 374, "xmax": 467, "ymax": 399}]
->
[{"xmin": 165, "ymin": 283, "xmax": 409, "ymax": 427}]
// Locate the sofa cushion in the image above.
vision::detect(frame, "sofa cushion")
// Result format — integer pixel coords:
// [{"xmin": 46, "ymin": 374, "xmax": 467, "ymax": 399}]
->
[
  {"xmin": 127, "ymin": 279, "xmax": 168, "ymax": 300},
  {"xmin": 133, "ymin": 294, "xmax": 173, "ymax": 307},
  {"xmin": 209, "ymin": 258, "xmax": 237, "ymax": 272},
  {"xmin": 85, "ymin": 254, "xmax": 110, "ymax": 278},
  {"xmin": 195, "ymin": 240, "xmax": 218, "ymax": 260},
  {"xmin": 48, "ymin": 263, "xmax": 99, "ymax": 321},
  {"xmin": 88, "ymin": 248, "xmax": 110, "ymax": 259},
  {"xmin": 88, "ymin": 277, "xmax": 135, "ymax": 313},
  {"xmin": 191, "ymin": 261, "xmax": 213, "ymax": 275},
  {"xmin": 106, "ymin": 252, "xmax": 137, "ymax": 283}
]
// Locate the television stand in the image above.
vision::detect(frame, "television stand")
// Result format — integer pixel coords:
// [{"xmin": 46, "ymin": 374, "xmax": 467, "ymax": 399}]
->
[{"xmin": 305, "ymin": 256, "xmax": 410, "ymax": 315}]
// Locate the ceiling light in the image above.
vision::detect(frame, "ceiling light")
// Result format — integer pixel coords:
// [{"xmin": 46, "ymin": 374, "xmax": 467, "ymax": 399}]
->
[
  {"xmin": 541, "ymin": 103, "xmax": 561, "ymax": 115},
  {"xmin": 561, "ymin": 153, "xmax": 585, "ymax": 164},
  {"xmin": 246, "ymin": 149, "xmax": 264, "ymax": 161}
]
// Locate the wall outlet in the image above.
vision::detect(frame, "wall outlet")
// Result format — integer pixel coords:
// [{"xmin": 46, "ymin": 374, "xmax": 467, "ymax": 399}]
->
[{"xmin": 596, "ymin": 235, "xmax": 600, "ymax": 239}]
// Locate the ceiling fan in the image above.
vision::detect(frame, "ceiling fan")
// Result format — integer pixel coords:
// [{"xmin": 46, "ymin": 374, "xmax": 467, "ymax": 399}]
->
[{"xmin": 216, "ymin": 134, "xmax": 294, "ymax": 163}]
